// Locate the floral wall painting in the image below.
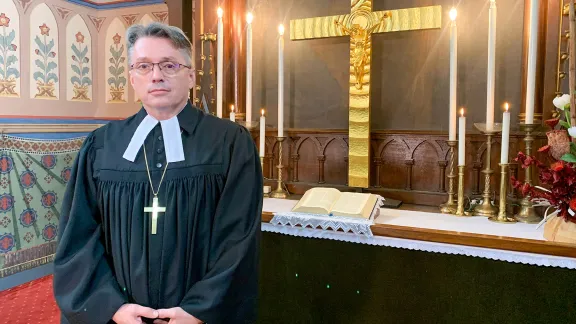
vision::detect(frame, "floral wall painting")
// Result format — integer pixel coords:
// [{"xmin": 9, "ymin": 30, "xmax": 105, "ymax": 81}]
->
[
  {"xmin": 66, "ymin": 14, "xmax": 92, "ymax": 101},
  {"xmin": 0, "ymin": 1, "xmax": 21, "ymax": 98},
  {"xmin": 29, "ymin": 4, "xmax": 59, "ymax": 100},
  {"xmin": 105, "ymin": 18, "xmax": 127, "ymax": 103}
]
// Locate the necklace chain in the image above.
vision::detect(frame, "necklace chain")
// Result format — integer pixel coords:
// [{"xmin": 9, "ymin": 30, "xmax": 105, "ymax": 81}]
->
[{"xmin": 143, "ymin": 144, "xmax": 169, "ymax": 196}]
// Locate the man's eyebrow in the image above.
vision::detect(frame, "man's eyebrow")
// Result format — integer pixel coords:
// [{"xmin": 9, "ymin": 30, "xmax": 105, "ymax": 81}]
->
[{"xmin": 134, "ymin": 56, "xmax": 178, "ymax": 62}]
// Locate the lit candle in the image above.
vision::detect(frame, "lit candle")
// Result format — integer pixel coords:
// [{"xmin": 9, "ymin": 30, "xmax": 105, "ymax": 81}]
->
[
  {"xmin": 486, "ymin": 0, "xmax": 497, "ymax": 130},
  {"xmin": 449, "ymin": 8, "xmax": 457, "ymax": 141},
  {"xmin": 216, "ymin": 7, "xmax": 224, "ymax": 118},
  {"xmin": 230, "ymin": 105, "xmax": 235, "ymax": 122},
  {"xmin": 525, "ymin": 0, "xmax": 538, "ymax": 124},
  {"xmin": 246, "ymin": 12, "xmax": 253, "ymax": 127},
  {"xmin": 459, "ymin": 108, "xmax": 466, "ymax": 166},
  {"xmin": 260, "ymin": 109, "xmax": 266, "ymax": 157},
  {"xmin": 278, "ymin": 24, "xmax": 285, "ymax": 137},
  {"xmin": 500, "ymin": 103, "xmax": 510, "ymax": 164}
]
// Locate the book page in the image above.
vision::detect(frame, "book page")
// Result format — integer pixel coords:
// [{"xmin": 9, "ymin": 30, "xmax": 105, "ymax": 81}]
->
[
  {"xmin": 330, "ymin": 193, "xmax": 370, "ymax": 215},
  {"xmin": 292, "ymin": 188, "xmax": 341, "ymax": 214}
]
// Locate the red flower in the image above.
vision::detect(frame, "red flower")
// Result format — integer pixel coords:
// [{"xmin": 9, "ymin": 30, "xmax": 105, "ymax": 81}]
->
[
  {"xmin": 570, "ymin": 197, "xmax": 576, "ymax": 212},
  {"xmin": 551, "ymin": 161, "xmax": 564, "ymax": 172},
  {"xmin": 521, "ymin": 183, "xmax": 531, "ymax": 196},
  {"xmin": 538, "ymin": 145, "xmax": 551, "ymax": 153},
  {"xmin": 545, "ymin": 118, "xmax": 560, "ymax": 129},
  {"xmin": 0, "ymin": 13, "xmax": 10, "ymax": 27},
  {"xmin": 113, "ymin": 33, "xmax": 121, "ymax": 44},
  {"xmin": 75, "ymin": 32, "xmax": 85, "ymax": 43},
  {"xmin": 39, "ymin": 23, "xmax": 50, "ymax": 36}
]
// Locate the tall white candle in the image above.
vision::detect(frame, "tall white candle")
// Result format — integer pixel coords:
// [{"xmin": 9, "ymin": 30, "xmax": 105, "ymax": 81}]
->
[
  {"xmin": 216, "ymin": 7, "xmax": 224, "ymax": 118},
  {"xmin": 459, "ymin": 108, "xmax": 466, "ymax": 166},
  {"xmin": 449, "ymin": 8, "xmax": 458, "ymax": 141},
  {"xmin": 500, "ymin": 103, "xmax": 511, "ymax": 164},
  {"xmin": 525, "ymin": 0, "xmax": 539, "ymax": 124},
  {"xmin": 260, "ymin": 109, "xmax": 266, "ymax": 157},
  {"xmin": 278, "ymin": 24, "xmax": 285, "ymax": 137},
  {"xmin": 245, "ymin": 12, "xmax": 253, "ymax": 127},
  {"xmin": 230, "ymin": 105, "xmax": 235, "ymax": 122},
  {"xmin": 486, "ymin": 0, "xmax": 497, "ymax": 130}
]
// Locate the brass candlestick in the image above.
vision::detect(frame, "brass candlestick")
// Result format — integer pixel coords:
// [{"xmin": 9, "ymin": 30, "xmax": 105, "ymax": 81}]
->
[
  {"xmin": 270, "ymin": 137, "xmax": 289, "ymax": 199},
  {"xmin": 489, "ymin": 163, "xmax": 517, "ymax": 223},
  {"xmin": 514, "ymin": 123, "xmax": 542, "ymax": 223},
  {"xmin": 473, "ymin": 123, "xmax": 502, "ymax": 217},
  {"xmin": 440, "ymin": 140, "xmax": 458, "ymax": 214},
  {"xmin": 455, "ymin": 165, "xmax": 470, "ymax": 216}
]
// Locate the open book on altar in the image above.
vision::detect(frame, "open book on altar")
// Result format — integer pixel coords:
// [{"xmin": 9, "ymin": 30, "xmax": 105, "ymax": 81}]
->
[{"xmin": 291, "ymin": 188, "xmax": 381, "ymax": 220}]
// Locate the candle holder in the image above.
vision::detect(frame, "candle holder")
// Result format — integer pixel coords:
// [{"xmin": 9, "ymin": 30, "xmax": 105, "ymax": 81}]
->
[
  {"xmin": 455, "ymin": 165, "xmax": 471, "ymax": 216},
  {"xmin": 488, "ymin": 163, "xmax": 517, "ymax": 223},
  {"xmin": 440, "ymin": 140, "xmax": 458, "ymax": 214},
  {"xmin": 270, "ymin": 137, "xmax": 289, "ymax": 199},
  {"xmin": 473, "ymin": 123, "xmax": 502, "ymax": 217},
  {"xmin": 514, "ymin": 123, "xmax": 542, "ymax": 223}
]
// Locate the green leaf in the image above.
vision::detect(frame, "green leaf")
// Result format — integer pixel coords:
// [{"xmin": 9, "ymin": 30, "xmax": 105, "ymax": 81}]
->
[
  {"xmin": 0, "ymin": 67, "xmax": 4, "ymax": 77},
  {"xmin": 82, "ymin": 67, "xmax": 89, "ymax": 75},
  {"xmin": 46, "ymin": 62, "xmax": 57, "ymax": 72},
  {"xmin": 70, "ymin": 76, "xmax": 81, "ymax": 85},
  {"xmin": 6, "ymin": 55, "xmax": 17, "ymax": 67},
  {"xmin": 46, "ymin": 39, "xmax": 55, "ymax": 52},
  {"xmin": 81, "ymin": 76, "xmax": 92, "ymax": 85},
  {"xmin": 107, "ymin": 77, "xmax": 116, "ymax": 86},
  {"xmin": 71, "ymin": 65, "xmax": 81, "ymax": 76},
  {"xmin": 0, "ymin": 55, "xmax": 4, "ymax": 65},
  {"xmin": 47, "ymin": 72, "xmax": 58, "ymax": 83},
  {"xmin": 6, "ymin": 68, "xmax": 19, "ymax": 79},
  {"xmin": 561, "ymin": 153, "xmax": 576, "ymax": 163},
  {"xmin": 571, "ymin": 142, "xmax": 576, "ymax": 155},
  {"xmin": 35, "ymin": 59, "xmax": 45, "ymax": 71},
  {"xmin": 33, "ymin": 71, "xmax": 44, "ymax": 81},
  {"xmin": 108, "ymin": 66, "xmax": 116, "ymax": 76},
  {"xmin": 34, "ymin": 36, "xmax": 45, "ymax": 54},
  {"xmin": 81, "ymin": 45, "xmax": 88, "ymax": 58},
  {"xmin": 6, "ymin": 30, "xmax": 15, "ymax": 45},
  {"xmin": 71, "ymin": 43, "xmax": 82, "ymax": 59},
  {"xmin": 560, "ymin": 120, "xmax": 571, "ymax": 129},
  {"xmin": 118, "ymin": 77, "xmax": 127, "ymax": 86},
  {"xmin": 117, "ymin": 66, "xmax": 125, "ymax": 75}
]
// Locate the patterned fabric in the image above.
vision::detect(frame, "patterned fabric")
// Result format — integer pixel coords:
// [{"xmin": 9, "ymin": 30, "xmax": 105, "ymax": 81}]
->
[{"xmin": 0, "ymin": 135, "xmax": 84, "ymax": 277}]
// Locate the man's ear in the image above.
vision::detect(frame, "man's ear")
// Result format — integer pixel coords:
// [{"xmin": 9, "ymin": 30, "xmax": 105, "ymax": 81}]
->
[{"xmin": 188, "ymin": 69, "xmax": 195, "ymax": 89}]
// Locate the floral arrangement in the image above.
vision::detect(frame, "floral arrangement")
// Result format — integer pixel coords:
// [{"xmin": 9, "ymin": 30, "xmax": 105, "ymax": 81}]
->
[
  {"xmin": 0, "ymin": 13, "xmax": 20, "ymax": 96},
  {"xmin": 70, "ymin": 31, "xmax": 91, "ymax": 101},
  {"xmin": 511, "ymin": 94, "xmax": 576, "ymax": 223}
]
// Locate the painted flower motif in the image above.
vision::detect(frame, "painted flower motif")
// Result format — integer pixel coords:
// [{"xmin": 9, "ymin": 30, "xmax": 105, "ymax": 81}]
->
[
  {"xmin": 49, "ymin": 51, "xmax": 56, "ymax": 58},
  {"xmin": 569, "ymin": 127, "xmax": 576, "ymax": 138},
  {"xmin": 113, "ymin": 33, "xmax": 121, "ymax": 44},
  {"xmin": 35, "ymin": 49, "xmax": 40, "ymax": 55},
  {"xmin": 75, "ymin": 32, "xmax": 85, "ymax": 43},
  {"xmin": 10, "ymin": 44, "xmax": 17, "ymax": 51},
  {"xmin": 39, "ymin": 23, "xmax": 50, "ymax": 36},
  {"xmin": 553, "ymin": 94, "xmax": 571, "ymax": 110},
  {"xmin": 0, "ymin": 13, "xmax": 10, "ymax": 27}
]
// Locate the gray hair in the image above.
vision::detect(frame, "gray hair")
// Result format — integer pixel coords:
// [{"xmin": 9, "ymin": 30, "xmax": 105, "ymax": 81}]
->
[{"xmin": 126, "ymin": 22, "xmax": 193, "ymax": 66}]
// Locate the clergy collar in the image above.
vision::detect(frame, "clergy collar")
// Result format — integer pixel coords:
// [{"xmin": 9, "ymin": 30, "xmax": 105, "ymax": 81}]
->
[{"xmin": 123, "ymin": 101, "xmax": 200, "ymax": 163}]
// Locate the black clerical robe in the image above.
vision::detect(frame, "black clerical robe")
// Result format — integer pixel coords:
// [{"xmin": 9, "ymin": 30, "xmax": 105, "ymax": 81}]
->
[{"xmin": 53, "ymin": 104, "xmax": 263, "ymax": 324}]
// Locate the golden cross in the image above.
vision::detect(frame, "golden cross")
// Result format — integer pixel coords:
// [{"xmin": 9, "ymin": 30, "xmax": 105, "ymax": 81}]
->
[
  {"xmin": 290, "ymin": 1, "xmax": 441, "ymax": 188},
  {"xmin": 144, "ymin": 196, "xmax": 166, "ymax": 235}
]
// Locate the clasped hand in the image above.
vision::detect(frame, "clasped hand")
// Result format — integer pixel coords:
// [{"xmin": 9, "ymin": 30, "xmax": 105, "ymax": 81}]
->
[{"xmin": 112, "ymin": 303, "xmax": 202, "ymax": 324}]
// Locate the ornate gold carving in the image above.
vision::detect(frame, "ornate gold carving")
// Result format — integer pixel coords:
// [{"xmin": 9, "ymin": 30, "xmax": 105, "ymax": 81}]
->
[{"xmin": 290, "ymin": 2, "xmax": 442, "ymax": 187}]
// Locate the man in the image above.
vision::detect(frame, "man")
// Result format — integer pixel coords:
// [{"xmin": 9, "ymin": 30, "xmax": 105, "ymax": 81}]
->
[{"xmin": 53, "ymin": 22, "xmax": 263, "ymax": 324}]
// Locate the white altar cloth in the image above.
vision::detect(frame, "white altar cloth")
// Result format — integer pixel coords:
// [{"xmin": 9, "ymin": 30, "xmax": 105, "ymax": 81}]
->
[{"xmin": 262, "ymin": 198, "xmax": 576, "ymax": 269}]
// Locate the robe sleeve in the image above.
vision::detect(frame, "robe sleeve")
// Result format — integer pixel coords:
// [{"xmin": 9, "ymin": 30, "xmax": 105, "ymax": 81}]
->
[
  {"xmin": 53, "ymin": 132, "xmax": 127, "ymax": 324},
  {"xmin": 179, "ymin": 126, "xmax": 263, "ymax": 324}
]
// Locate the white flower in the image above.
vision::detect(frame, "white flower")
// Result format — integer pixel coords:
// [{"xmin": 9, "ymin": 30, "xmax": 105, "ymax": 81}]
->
[
  {"xmin": 569, "ymin": 127, "xmax": 576, "ymax": 138},
  {"xmin": 553, "ymin": 94, "xmax": 571, "ymax": 110}
]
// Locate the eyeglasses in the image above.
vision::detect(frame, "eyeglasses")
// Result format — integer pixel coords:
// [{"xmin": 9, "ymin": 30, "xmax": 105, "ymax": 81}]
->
[{"xmin": 130, "ymin": 62, "xmax": 192, "ymax": 76}]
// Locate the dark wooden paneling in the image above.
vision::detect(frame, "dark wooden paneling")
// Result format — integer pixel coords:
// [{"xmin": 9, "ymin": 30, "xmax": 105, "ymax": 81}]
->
[{"xmin": 257, "ymin": 129, "xmax": 547, "ymax": 207}]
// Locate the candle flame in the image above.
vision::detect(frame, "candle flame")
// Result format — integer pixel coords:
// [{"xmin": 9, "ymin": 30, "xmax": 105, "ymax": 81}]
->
[
  {"xmin": 504, "ymin": 102, "xmax": 509, "ymax": 112},
  {"xmin": 246, "ymin": 12, "xmax": 254, "ymax": 24},
  {"xmin": 278, "ymin": 24, "xmax": 285, "ymax": 36},
  {"xmin": 460, "ymin": 108, "xmax": 464, "ymax": 116},
  {"xmin": 217, "ymin": 7, "xmax": 223, "ymax": 18},
  {"xmin": 231, "ymin": 105, "xmax": 235, "ymax": 112},
  {"xmin": 449, "ymin": 8, "xmax": 457, "ymax": 21}
]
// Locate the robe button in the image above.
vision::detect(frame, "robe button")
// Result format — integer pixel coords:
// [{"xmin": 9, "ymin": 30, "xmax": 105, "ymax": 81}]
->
[
  {"xmin": 157, "ymin": 148, "xmax": 163, "ymax": 154},
  {"xmin": 156, "ymin": 162, "xmax": 162, "ymax": 168},
  {"xmin": 158, "ymin": 135, "xmax": 163, "ymax": 141}
]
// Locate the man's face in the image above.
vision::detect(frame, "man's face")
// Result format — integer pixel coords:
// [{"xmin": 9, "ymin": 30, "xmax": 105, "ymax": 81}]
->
[{"xmin": 129, "ymin": 37, "xmax": 194, "ymax": 112}]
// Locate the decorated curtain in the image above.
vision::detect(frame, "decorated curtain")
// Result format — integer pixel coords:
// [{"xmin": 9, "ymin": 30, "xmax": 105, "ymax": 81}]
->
[{"xmin": 0, "ymin": 135, "xmax": 85, "ymax": 278}]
